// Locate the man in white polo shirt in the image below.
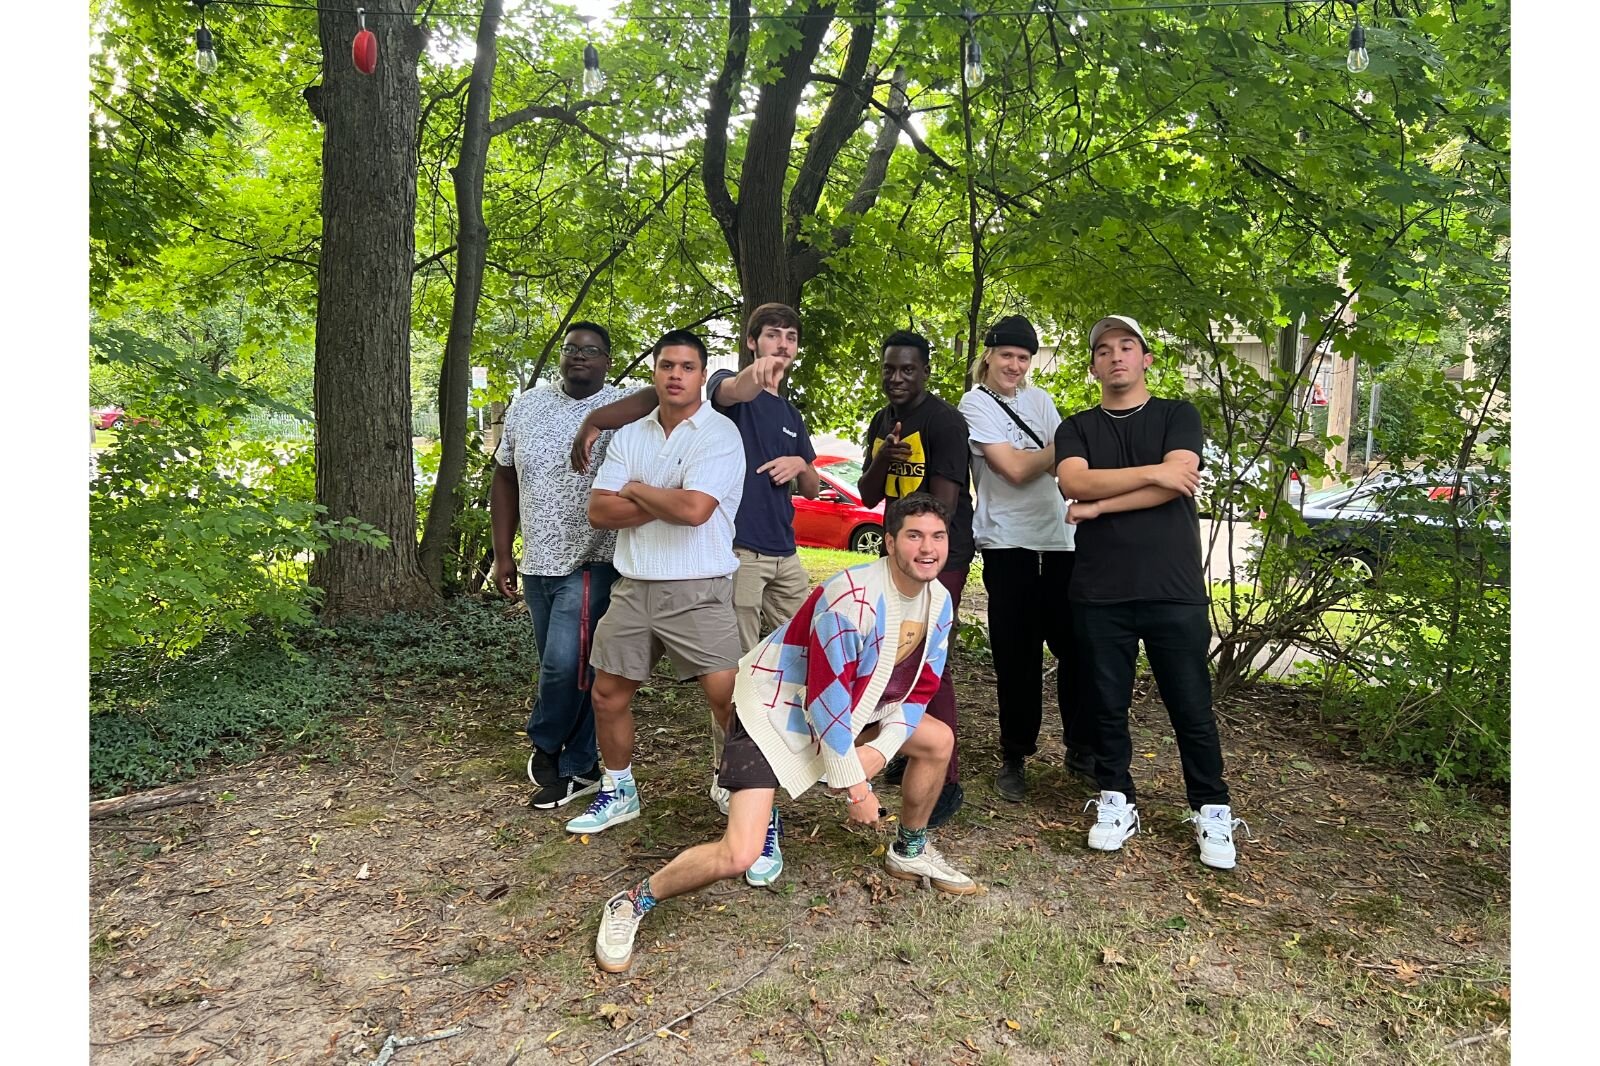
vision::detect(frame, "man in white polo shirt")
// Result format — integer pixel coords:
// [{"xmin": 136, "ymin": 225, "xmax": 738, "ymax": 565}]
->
[{"xmin": 565, "ymin": 329, "xmax": 750, "ymax": 839}]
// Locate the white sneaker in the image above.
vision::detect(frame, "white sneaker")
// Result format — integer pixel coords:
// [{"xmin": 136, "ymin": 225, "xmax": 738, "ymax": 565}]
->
[
  {"xmin": 1085, "ymin": 791, "xmax": 1140, "ymax": 851},
  {"xmin": 709, "ymin": 774, "xmax": 731, "ymax": 816},
  {"xmin": 884, "ymin": 842, "xmax": 981, "ymax": 895},
  {"xmin": 1188, "ymin": 804, "xmax": 1249, "ymax": 870},
  {"xmin": 595, "ymin": 890, "xmax": 642, "ymax": 973}
]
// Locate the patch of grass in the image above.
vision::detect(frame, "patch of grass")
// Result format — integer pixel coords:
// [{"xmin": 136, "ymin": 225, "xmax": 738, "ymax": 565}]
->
[
  {"xmin": 337, "ymin": 806, "xmax": 388, "ymax": 828},
  {"xmin": 458, "ymin": 952, "xmax": 522, "ymax": 985}
]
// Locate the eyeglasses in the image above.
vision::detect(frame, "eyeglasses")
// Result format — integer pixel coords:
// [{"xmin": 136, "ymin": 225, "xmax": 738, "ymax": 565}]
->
[{"xmin": 560, "ymin": 344, "xmax": 609, "ymax": 360}]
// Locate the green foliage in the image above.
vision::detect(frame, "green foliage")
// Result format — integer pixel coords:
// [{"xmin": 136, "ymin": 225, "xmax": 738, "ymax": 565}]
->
[
  {"xmin": 90, "ymin": 595, "xmax": 543, "ymax": 796},
  {"xmin": 89, "ymin": 635, "xmax": 353, "ymax": 795},
  {"xmin": 89, "ymin": 328, "xmax": 387, "ymax": 667}
]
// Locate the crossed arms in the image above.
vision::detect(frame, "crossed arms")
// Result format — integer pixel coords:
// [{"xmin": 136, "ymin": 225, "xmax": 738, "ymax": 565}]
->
[
  {"xmin": 1057, "ymin": 450, "xmax": 1201, "ymax": 522},
  {"xmin": 588, "ymin": 482, "xmax": 719, "ymax": 530}
]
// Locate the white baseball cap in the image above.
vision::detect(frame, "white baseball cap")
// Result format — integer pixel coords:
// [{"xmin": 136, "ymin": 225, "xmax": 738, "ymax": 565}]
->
[{"xmin": 1089, "ymin": 315, "xmax": 1148, "ymax": 352}]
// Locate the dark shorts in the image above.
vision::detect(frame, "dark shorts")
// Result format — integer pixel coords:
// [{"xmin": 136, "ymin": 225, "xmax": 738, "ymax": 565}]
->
[{"xmin": 717, "ymin": 715, "xmax": 780, "ymax": 792}]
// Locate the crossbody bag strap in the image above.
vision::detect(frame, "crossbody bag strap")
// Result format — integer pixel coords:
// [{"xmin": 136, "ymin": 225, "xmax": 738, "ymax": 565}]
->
[{"xmin": 979, "ymin": 385, "xmax": 1046, "ymax": 449}]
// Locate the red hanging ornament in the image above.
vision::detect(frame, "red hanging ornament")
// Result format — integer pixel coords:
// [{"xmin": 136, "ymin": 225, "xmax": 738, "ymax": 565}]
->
[{"xmin": 352, "ymin": 8, "xmax": 377, "ymax": 75}]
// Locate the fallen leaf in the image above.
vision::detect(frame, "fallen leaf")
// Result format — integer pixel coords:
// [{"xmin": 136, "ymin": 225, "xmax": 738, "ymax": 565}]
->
[
  {"xmin": 1004, "ymin": 1018, "xmax": 1020, "ymax": 1030},
  {"xmin": 1101, "ymin": 946, "xmax": 1127, "ymax": 966},
  {"xmin": 545, "ymin": 1029, "xmax": 563, "ymax": 1043},
  {"xmin": 355, "ymin": 863, "xmax": 370, "ymax": 880},
  {"xmin": 1311, "ymin": 1016, "xmax": 1337, "ymax": 1028},
  {"xmin": 580, "ymin": 834, "xmax": 591, "ymax": 845},
  {"xmin": 1392, "ymin": 958, "xmax": 1422, "ymax": 984}
]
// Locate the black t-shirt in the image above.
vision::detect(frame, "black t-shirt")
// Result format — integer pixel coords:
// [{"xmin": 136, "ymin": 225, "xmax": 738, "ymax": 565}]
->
[
  {"xmin": 1054, "ymin": 397, "xmax": 1207, "ymax": 604},
  {"xmin": 864, "ymin": 394, "xmax": 976, "ymax": 570},
  {"xmin": 709, "ymin": 369, "xmax": 817, "ymax": 557}
]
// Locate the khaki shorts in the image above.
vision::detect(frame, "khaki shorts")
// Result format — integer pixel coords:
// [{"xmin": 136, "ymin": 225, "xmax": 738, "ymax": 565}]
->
[
  {"xmin": 589, "ymin": 576, "xmax": 742, "ymax": 682},
  {"xmin": 732, "ymin": 547, "xmax": 811, "ymax": 653}
]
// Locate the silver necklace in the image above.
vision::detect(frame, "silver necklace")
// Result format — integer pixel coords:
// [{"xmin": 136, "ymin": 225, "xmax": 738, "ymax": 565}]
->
[{"xmin": 1100, "ymin": 398, "xmax": 1151, "ymax": 420}]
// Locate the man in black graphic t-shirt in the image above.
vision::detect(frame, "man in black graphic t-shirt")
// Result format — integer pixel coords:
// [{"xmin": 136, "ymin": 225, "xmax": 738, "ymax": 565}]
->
[
  {"xmin": 859, "ymin": 330, "xmax": 975, "ymax": 828},
  {"xmin": 1055, "ymin": 315, "xmax": 1243, "ymax": 871}
]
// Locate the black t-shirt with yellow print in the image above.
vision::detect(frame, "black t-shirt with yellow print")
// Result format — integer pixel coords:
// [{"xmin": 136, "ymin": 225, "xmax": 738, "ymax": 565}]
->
[{"xmin": 863, "ymin": 394, "xmax": 976, "ymax": 570}]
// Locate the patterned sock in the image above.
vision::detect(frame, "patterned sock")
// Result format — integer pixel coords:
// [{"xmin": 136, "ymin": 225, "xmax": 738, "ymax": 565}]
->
[
  {"xmin": 894, "ymin": 825, "xmax": 929, "ymax": 858},
  {"xmin": 609, "ymin": 765, "xmax": 634, "ymax": 792},
  {"xmin": 627, "ymin": 877, "xmax": 657, "ymax": 918}
]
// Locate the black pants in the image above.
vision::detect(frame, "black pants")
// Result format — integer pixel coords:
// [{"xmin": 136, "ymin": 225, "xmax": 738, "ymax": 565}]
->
[
  {"xmin": 1071, "ymin": 600, "xmax": 1229, "ymax": 809},
  {"xmin": 981, "ymin": 548, "xmax": 1094, "ymax": 762}
]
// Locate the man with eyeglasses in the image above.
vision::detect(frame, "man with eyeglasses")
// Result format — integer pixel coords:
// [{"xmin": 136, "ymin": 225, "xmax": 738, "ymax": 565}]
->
[{"xmin": 492, "ymin": 322, "xmax": 635, "ymax": 810}]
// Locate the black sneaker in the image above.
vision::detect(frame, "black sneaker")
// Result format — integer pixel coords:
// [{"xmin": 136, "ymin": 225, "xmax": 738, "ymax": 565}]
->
[
  {"xmin": 996, "ymin": 758, "xmax": 1026, "ymax": 803},
  {"xmin": 527, "ymin": 747, "xmax": 560, "ymax": 787},
  {"xmin": 927, "ymin": 781, "xmax": 965, "ymax": 828},
  {"xmin": 1064, "ymin": 749, "xmax": 1097, "ymax": 782},
  {"xmin": 883, "ymin": 755, "xmax": 908, "ymax": 787},
  {"xmin": 530, "ymin": 773, "xmax": 603, "ymax": 810}
]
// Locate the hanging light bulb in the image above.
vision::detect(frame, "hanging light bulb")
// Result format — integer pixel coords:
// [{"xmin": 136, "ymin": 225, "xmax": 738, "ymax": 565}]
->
[
  {"xmin": 1346, "ymin": 17, "xmax": 1370, "ymax": 73},
  {"xmin": 583, "ymin": 42, "xmax": 606, "ymax": 96},
  {"xmin": 962, "ymin": 9, "xmax": 983, "ymax": 89},
  {"xmin": 194, "ymin": 25, "xmax": 218, "ymax": 74},
  {"xmin": 192, "ymin": 2, "xmax": 217, "ymax": 74}
]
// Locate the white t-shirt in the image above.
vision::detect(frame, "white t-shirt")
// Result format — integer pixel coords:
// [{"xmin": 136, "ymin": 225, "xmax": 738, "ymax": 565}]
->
[
  {"xmin": 494, "ymin": 382, "xmax": 628, "ymax": 576},
  {"xmin": 591, "ymin": 400, "xmax": 746, "ymax": 581},
  {"xmin": 958, "ymin": 385, "xmax": 1074, "ymax": 552}
]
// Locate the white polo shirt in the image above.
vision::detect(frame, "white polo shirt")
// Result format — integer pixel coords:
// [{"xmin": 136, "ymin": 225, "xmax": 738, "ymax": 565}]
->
[{"xmin": 591, "ymin": 400, "xmax": 746, "ymax": 581}]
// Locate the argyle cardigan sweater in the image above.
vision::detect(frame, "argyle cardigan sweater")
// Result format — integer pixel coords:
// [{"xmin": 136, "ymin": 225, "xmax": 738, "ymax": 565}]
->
[{"xmin": 732, "ymin": 558, "xmax": 954, "ymax": 798}]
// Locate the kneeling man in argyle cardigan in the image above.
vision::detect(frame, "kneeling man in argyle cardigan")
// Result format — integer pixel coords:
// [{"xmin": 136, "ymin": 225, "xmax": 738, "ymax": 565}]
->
[{"xmin": 591, "ymin": 493, "xmax": 981, "ymax": 973}]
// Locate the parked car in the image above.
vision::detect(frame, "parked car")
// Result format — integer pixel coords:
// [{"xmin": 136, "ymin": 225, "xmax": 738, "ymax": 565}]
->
[
  {"xmin": 1198, "ymin": 441, "xmax": 1303, "ymax": 518},
  {"xmin": 1293, "ymin": 468, "xmax": 1509, "ymax": 582},
  {"xmin": 792, "ymin": 455, "xmax": 885, "ymax": 554},
  {"xmin": 92, "ymin": 406, "xmax": 124, "ymax": 430}
]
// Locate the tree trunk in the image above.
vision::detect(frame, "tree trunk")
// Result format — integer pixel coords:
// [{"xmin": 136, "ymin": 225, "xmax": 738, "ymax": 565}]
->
[
  {"xmin": 309, "ymin": 1, "xmax": 438, "ymax": 617},
  {"xmin": 418, "ymin": 0, "xmax": 502, "ymax": 591}
]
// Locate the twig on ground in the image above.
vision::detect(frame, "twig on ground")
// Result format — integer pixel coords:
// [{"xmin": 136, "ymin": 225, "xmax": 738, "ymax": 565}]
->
[
  {"xmin": 789, "ymin": 1006, "xmax": 832, "ymax": 1065},
  {"xmin": 368, "ymin": 1025, "xmax": 466, "ymax": 1066},
  {"xmin": 584, "ymin": 938, "xmax": 799, "ymax": 1066}
]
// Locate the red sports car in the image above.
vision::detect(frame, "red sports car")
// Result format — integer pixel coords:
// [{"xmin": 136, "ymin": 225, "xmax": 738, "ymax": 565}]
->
[{"xmin": 793, "ymin": 455, "xmax": 885, "ymax": 554}]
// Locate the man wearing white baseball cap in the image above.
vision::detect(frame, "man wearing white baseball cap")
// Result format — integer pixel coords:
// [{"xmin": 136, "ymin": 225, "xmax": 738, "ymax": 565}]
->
[{"xmin": 1052, "ymin": 315, "xmax": 1246, "ymax": 870}]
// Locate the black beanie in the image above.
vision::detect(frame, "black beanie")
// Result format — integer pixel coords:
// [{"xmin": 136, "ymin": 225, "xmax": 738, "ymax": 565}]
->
[{"xmin": 984, "ymin": 314, "xmax": 1039, "ymax": 355}]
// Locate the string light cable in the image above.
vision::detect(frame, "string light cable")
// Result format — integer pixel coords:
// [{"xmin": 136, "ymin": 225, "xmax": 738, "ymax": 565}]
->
[{"xmin": 185, "ymin": 1, "xmax": 1375, "ymax": 78}]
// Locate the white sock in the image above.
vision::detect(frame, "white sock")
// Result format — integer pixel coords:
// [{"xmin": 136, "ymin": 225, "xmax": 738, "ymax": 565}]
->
[{"xmin": 608, "ymin": 765, "xmax": 634, "ymax": 792}]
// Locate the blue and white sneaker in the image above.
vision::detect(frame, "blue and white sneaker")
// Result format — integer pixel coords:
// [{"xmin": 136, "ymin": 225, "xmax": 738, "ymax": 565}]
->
[
  {"xmin": 744, "ymin": 807, "xmax": 783, "ymax": 887},
  {"xmin": 564, "ymin": 773, "xmax": 640, "ymax": 835}
]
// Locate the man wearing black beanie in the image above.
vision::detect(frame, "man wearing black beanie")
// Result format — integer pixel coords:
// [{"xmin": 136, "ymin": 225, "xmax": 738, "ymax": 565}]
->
[{"xmin": 960, "ymin": 315, "xmax": 1092, "ymax": 805}]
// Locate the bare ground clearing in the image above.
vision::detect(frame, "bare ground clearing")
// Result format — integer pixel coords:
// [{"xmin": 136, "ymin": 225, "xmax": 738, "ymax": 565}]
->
[{"xmin": 90, "ymin": 623, "xmax": 1508, "ymax": 1065}]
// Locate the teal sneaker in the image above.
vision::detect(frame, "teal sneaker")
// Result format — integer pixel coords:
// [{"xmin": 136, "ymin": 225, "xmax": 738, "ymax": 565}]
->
[
  {"xmin": 564, "ymin": 773, "xmax": 640, "ymax": 835},
  {"xmin": 744, "ymin": 807, "xmax": 783, "ymax": 887}
]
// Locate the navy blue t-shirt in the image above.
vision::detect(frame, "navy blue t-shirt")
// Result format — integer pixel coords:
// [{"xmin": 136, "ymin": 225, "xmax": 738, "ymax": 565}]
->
[{"xmin": 709, "ymin": 369, "xmax": 817, "ymax": 557}]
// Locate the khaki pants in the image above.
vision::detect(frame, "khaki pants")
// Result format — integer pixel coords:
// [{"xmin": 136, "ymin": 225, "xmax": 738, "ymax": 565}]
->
[{"xmin": 732, "ymin": 548, "xmax": 810, "ymax": 653}]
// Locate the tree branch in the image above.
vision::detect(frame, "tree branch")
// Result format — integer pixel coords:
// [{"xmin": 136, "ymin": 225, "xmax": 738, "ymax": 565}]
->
[
  {"xmin": 785, "ymin": 0, "xmax": 878, "ymax": 247},
  {"xmin": 413, "ymin": 244, "xmax": 456, "ymax": 275},
  {"xmin": 703, "ymin": 0, "xmax": 752, "ymax": 260},
  {"xmin": 487, "ymin": 100, "xmax": 615, "ymax": 149},
  {"xmin": 790, "ymin": 66, "xmax": 909, "ymax": 287},
  {"xmin": 523, "ymin": 166, "xmax": 698, "ymax": 389}
]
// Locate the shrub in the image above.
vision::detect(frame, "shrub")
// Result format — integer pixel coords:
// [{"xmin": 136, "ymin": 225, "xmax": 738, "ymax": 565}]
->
[{"xmin": 89, "ymin": 328, "xmax": 386, "ymax": 667}]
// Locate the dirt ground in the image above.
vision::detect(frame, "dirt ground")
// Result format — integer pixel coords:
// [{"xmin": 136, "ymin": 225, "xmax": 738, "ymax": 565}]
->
[{"xmin": 90, "ymin": 638, "xmax": 1509, "ymax": 1065}]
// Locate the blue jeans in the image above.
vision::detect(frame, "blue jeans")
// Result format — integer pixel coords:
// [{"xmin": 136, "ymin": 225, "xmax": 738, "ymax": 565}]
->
[{"xmin": 523, "ymin": 562, "xmax": 618, "ymax": 778}]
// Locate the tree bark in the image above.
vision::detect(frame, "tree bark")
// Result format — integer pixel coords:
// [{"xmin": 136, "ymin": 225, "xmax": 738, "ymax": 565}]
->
[
  {"xmin": 418, "ymin": 0, "xmax": 503, "ymax": 592},
  {"xmin": 309, "ymin": 1, "xmax": 438, "ymax": 616}
]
